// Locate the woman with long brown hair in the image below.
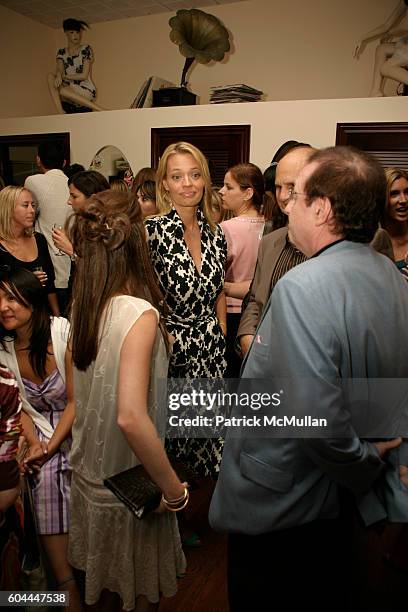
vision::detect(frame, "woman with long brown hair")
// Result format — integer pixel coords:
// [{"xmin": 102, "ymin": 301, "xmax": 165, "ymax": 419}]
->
[{"xmin": 68, "ymin": 190, "xmax": 185, "ymax": 611}]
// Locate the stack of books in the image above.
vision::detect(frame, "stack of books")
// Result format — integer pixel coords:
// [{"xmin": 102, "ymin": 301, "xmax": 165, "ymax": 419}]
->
[{"xmin": 210, "ymin": 84, "xmax": 263, "ymax": 103}]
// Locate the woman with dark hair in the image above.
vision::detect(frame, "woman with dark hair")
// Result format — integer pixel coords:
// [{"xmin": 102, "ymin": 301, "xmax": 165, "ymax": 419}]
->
[
  {"xmin": 219, "ymin": 163, "xmax": 265, "ymax": 377},
  {"xmin": 48, "ymin": 18, "xmax": 104, "ymax": 113},
  {"xmin": 52, "ymin": 170, "xmax": 109, "ymax": 257},
  {"xmin": 382, "ymin": 167, "xmax": 408, "ymax": 277},
  {"xmin": 135, "ymin": 179, "xmax": 157, "ymax": 218},
  {"xmin": 63, "ymin": 163, "xmax": 85, "ymax": 180},
  {"xmin": 0, "ymin": 268, "xmax": 79, "ymax": 607},
  {"xmin": 131, "ymin": 167, "xmax": 156, "ymax": 195},
  {"xmin": 68, "ymin": 170, "xmax": 110, "ymax": 211},
  {"xmin": 68, "ymin": 190, "xmax": 185, "ymax": 610}
]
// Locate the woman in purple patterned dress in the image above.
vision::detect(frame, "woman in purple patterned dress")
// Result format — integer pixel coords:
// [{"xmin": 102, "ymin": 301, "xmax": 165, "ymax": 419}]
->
[{"xmin": 0, "ymin": 268, "xmax": 81, "ymax": 610}]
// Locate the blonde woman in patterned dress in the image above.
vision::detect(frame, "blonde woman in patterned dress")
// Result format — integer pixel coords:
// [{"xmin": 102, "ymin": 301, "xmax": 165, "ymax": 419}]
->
[{"xmin": 145, "ymin": 142, "xmax": 227, "ymax": 479}]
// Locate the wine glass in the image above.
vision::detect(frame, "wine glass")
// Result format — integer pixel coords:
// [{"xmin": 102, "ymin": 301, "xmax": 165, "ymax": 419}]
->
[{"xmin": 52, "ymin": 223, "xmax": 65, "ymax": 256}]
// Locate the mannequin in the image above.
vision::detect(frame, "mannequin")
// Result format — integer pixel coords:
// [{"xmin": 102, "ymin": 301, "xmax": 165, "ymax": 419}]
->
[
  {"xmin": 354, "ymin": 0, "xmax": 408, "ymax": 96},
  {"xmin": 48, "ymin": 18, "xmax": 105, "ymax": 113}
]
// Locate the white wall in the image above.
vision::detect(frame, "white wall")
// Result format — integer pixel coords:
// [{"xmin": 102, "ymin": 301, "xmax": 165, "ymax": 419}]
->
[
  {"xmin": 0, "ymin": 5, "xmax": 56, "ymax": 118},
  {"xmin": 0, "ymin": 97, "xmax": 406, "ymax": 175}
]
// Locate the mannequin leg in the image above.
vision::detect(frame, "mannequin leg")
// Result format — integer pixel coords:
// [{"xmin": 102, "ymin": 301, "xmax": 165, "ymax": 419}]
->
[
  {"xmin": 59, "ymin": 86, "xmax": 106, "ymax": 111},
  {"xmin": 380, "ymin": 59, "xmax": 408, "ymax": 86},
  {"xmin": 47, "ymin": 73, "xmax": 66, "ymax": 114},
  {"xmin": 369, "ymin": 43, "xmax": 396, "ymax": 96}
]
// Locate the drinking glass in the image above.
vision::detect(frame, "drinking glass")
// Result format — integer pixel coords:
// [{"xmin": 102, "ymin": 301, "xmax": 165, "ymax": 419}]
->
[
  {"xmin": 52, "ymin": 223, "xmax": 65, "ymax": 255},
  {"xmin": 33, "ymin": 266, "xmax": 47, "ymax": 287}
]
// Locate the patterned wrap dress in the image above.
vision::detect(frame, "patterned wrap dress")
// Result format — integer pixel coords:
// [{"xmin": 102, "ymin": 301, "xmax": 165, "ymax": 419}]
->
[{"xmin": 145, "ymin": 207, "xmax": 227, "ymax": 476}]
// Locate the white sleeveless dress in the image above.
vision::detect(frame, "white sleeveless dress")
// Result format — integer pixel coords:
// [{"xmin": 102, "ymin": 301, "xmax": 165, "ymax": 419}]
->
[{"xmin": 68, "ymin": 296, "xmax": 185, "ymax": 609}]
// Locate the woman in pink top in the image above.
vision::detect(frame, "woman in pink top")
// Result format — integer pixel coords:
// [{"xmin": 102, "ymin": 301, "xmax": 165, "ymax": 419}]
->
[{"xmin": 220, "ymin": 163, "xmax": 265, "ymax": 377}]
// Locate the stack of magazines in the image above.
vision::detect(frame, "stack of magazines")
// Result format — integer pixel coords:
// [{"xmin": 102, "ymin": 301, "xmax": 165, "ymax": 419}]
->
[{"xmin": 210, "ymin": 84, "xmax": 263, "ymax": 103}]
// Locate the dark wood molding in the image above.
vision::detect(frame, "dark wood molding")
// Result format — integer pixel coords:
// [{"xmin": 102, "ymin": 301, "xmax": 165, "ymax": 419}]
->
[
  {"xmin": 336, "ymin": 122, "xmax": 408, "ymax": 150},
  {"xmin": 0, "ymin": 132, "xmax": 70, "ymax": 185},
  {"xmin": 151, "ymin": 125, "xmax": 250, "ymax": 185}
]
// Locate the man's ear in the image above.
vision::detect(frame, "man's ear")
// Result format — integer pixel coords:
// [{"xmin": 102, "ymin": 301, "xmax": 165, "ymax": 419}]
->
[
  {"xmin": 36, "ymin": 155, "xmax": 42, "ymax": 169},
  {"xmin": 314, "ymin": 196, "xmax": 333, "ymax": 226},
  {"xmin": 63, "ymin": 159, "xmax": 67, "ymax": 168}
]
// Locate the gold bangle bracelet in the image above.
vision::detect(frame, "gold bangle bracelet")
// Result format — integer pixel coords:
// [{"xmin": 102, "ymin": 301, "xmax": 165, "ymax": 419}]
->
[
  {"xmin": 162, "ymin": 487, "xmax": 188, "ymax": 507},
  {"xmin": 162, "ymin": 489, "xmax": 190, "ymax": 512},
  {"xmin": 162, "ymin": 489, "xmax": 187, "ymax": 506}
]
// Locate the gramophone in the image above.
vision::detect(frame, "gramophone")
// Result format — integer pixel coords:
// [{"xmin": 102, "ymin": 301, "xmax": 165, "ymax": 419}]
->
[{"xmin": 153, "ymin": 8, "xmax": 230, "ymax": 107}]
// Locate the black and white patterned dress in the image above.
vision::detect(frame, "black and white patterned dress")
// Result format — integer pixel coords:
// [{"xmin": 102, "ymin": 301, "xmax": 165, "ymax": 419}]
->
[
  {"xmin": 56, "ymin": 44, "xmax": 96, "ymax": 100},
  {"xmin": 145, "ymin": 207, "xmax": 227, "ymax": 475}
]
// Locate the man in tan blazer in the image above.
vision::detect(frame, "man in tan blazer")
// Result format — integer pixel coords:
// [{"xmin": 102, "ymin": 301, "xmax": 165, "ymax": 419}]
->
[{"xmin": 238, "ymin": 145, "xmax": 314, "ymax": 355}]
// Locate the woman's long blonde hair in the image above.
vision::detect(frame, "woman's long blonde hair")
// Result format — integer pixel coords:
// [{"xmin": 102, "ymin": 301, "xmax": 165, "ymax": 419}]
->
[
  {"xmin": 0, "ymin": 186, "xmax": 32, "ymax": 241},
  {"xmin": 155, "ymin": 142, "xmax": 216, "ymax": 232}
]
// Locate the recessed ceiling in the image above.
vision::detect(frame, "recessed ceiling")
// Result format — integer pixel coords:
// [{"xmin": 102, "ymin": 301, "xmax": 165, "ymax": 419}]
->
[{"xmin": 0, "ymin": 0, "xmax": 246, "ymax": 29}]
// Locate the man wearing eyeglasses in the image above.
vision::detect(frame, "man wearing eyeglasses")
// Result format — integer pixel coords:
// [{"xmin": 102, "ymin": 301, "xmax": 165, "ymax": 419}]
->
[{"xmin": 210, "ymin": 146, "xmax": 408, "ymax": 611}]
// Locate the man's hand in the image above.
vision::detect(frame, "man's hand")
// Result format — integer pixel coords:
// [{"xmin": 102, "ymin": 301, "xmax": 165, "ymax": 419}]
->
[
  {"xmin": 239, "ymin": 334, "xmax": 254, "ymax": 357},
  {"xmin": 373, "ymin": 437, "xmax": 402, "ymax": 458}
]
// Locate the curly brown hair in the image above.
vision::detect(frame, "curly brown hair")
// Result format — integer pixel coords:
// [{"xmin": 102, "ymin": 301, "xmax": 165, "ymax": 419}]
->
[{"xmin": 70, "ymin": 189, "xmax": 168, "ymax": 370}]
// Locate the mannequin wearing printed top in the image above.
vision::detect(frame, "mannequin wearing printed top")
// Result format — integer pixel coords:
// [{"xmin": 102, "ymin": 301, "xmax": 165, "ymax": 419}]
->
[
  {"xmin": 354, "ymin": 0, "xmax": 408, "ymax": 96},
  {"xmin": 48, "ymin": 18, "xmax": 105, "ymax": 113}
]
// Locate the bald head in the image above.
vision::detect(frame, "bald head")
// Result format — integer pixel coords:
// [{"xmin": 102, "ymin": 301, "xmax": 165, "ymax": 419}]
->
[{"xmin": 275, "ymin": 146, "xmax": 315, "ymax": 211}]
